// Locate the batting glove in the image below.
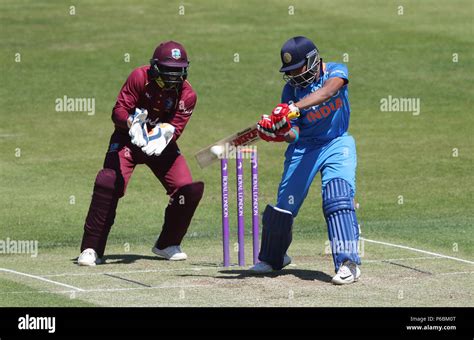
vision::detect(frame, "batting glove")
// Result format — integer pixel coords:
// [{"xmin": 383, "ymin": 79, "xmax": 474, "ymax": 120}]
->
[
  {"xmin": 128, "ymin": 108, "xmax": 148, "ymax": 148},
  {"xmin": 257, "ymin": 115, "xmax": 285, "ymax": 142},
  {"xmin": 270, "ymin": 103, "xmax": 299, "ymax": 135},
  {"xmin": 141, "ymin": 123, "xmax": 176, "ymax": 156}
]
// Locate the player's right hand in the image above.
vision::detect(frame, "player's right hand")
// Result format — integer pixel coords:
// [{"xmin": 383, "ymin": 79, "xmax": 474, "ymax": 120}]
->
[
  {"xmin": 257, "ymin": 115, "xmax": 285, "ymax": 142},
  {"xmin": 141, "ymin": 123, "xmax": 175, "ymax": 156},
  {"xmin": 128, "ymin": 108, "xmax": 148, "ymax": 148}
]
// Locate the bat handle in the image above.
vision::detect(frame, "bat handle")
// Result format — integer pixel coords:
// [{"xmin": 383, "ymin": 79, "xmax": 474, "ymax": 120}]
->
[{"xmin": 288, "ymin": 111, "xmax": 300, "ymax": 119}]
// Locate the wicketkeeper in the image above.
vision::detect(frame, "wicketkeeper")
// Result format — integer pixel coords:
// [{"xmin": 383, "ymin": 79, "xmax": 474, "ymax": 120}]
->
[
  {"xmin": 78, "ymin": 41, "xmax": 204, "ymax": 266},
  {"xmin": 251, "ymin": 36, "xmax": 361, "ymax": 285}
]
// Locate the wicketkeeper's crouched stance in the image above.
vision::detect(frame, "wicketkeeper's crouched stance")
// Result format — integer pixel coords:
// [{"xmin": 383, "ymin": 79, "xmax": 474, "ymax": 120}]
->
[
  {"xmin": 251, "ymin": 36, "xmax": 361, "ymax": 285},
  {"xmin": 78, "ymin": 41, "xmax": 204, "ymax": 266}
]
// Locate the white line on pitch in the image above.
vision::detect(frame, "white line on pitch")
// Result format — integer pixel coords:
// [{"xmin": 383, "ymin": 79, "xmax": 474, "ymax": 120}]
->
[
  {"xmin": 80, "ymin": 279, "xmax": 265, "ymax": 293},
  {"xmin": 0, "ymin": 270, "xmax": 472, "ymax": 297},
  {"xmin": 0, "ymin": 291, "xmax": 73, "ymax": 295},
  {"xmin": 82, "ymin": 283, "xmax": 214, "ymax": 293},
  {"xmin": 42, "ymin": 256, "xmax": 447, "ymax": 278},
  {"xmin": 36, "ymin": 282, "xmax": 240, "ymax": 295},
  {"xmin": 0, "ymin": 284, "xmax": 212, "ymax": 295},
  {"xmin": 436, "ymin": 271, "xmax": 474, "ymax": 276},
  {"xmin": 0, "ymin": 281, "xmax": 249, "ymax": 295},
  {"xmin": 362, "ymin": 238, "xmax": 474, "ymax": 265},
  {"xmin": 363, "ymin": 256, "xmax": 439, "ymax": 263},
  {"xmin": 42, "ymin": 267, "xmax": 209, "ymax": 277},
  {"xmin": 0, "ymin": 267, "xmax": 84, "ymax": 291}
]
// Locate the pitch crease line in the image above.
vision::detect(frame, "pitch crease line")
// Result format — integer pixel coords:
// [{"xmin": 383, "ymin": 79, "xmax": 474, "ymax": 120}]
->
[
  {"xmin": 363, "ymin": 256, "xmax": 438, "ymax": 263},
  {"xmin": 0, "ymin": 267, "xmax": 84, "ymax": 291},
  {"xmin": 43, "ymin": 267, "xmax": 207, "ymax": 277},
  {"xmin": 362, "ymin": 238, "xmax": 474, "ymax": 265}
]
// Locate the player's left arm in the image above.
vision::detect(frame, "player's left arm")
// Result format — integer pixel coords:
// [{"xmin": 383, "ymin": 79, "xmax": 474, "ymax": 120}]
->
[{"xmin": 294, "ymin": 77, "xmax": 346, "ymax": 110}]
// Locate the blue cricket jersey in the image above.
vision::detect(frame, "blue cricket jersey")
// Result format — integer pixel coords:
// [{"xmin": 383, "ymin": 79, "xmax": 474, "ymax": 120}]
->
[{"xmin": 281, "ymin": 62, "xmax": 350, "ymax": 145}]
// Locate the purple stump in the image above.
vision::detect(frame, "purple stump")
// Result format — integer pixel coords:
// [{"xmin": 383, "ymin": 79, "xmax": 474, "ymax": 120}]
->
[
  {"xmin": 251, "ymin": 151, "xmax": 259, "ymax": 265},
  {"xmin": 221, "ymin": 158, "xmax": 230, "ymax": 267},
  {"xmin": 236, "ymin": 151, "xmax": 245, "ymax": 266}
]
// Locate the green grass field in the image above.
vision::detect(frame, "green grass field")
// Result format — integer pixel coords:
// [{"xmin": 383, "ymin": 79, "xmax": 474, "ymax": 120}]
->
[{"xmin": 1, "ymin": 0, "xmax": 473, "ymax": 307}]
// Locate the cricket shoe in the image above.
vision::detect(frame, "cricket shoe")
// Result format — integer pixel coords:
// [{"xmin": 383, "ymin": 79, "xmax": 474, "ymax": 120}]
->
[
  {"xmin": 152, "ymin": 245, "xmax": 188, "ymax": 261},
  {"xmin": 248, "ymin": 254, "xmax": 292, "ymax": 273},
  {"xmin": 77, "ymin": 248, "xmax": 103, "ymax": 266},
  {"xmin": 331, "ymin": 260, "xmax": 361, "ymax": 285}
]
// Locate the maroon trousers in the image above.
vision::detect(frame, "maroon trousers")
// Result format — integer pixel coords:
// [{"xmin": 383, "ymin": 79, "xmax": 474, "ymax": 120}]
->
[{"xmin": 80, "ymin": 130, "xmax": 203, "ymax": 258}]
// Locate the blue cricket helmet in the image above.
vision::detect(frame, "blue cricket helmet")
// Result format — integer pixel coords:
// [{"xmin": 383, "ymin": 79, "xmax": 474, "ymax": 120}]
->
[{"xmin": 280, "ymin": 36, "xmax": 321, "ymax": 88}]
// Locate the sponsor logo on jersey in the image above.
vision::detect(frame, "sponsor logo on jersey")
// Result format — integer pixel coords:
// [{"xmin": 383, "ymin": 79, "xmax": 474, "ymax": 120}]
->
[{"xmin": 305, "ymin": 96, "xmax": 343, "ymax": 123}]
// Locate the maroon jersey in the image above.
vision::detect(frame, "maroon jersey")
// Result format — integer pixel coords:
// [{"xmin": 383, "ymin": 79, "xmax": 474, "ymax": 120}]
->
[{"xmin": 112, "ymin": 65, "xmax": 197, "ymax": 141}]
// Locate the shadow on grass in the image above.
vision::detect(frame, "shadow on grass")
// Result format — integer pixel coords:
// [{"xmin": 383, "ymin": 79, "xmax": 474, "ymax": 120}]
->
[
  {"xmin": 70, "ymin": 254, "xmax": 166, "ymax": 265},
  {"xmin": 218, "ymin": 269, "xmax": 332, "ymax": 282},
  {"xmin": 178, "ymin": 268, "xmax": 332, "ymax": 283},
  {"xmin": 190, "ymin": 262, "xmax": 222, "ymax": 268}
]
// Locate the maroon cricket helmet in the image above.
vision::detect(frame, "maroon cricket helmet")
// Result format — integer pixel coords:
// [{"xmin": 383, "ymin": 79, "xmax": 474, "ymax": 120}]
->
[
  {"xmin": 149, "ymin": 41, "xmax": 189, "ymax": 90},
  {"xmin": 152, "ymin": 41, "xmax": 189, "ymax": 68}
]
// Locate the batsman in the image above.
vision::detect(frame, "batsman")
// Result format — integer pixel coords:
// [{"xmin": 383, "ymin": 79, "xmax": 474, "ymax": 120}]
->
[
  {"xmin": 251, "ymin": 36, "xmax": 361, "ymax": 285},
  {"xmin": 78, "ymin": 41, "xmax": 204, "ymax": 266}
]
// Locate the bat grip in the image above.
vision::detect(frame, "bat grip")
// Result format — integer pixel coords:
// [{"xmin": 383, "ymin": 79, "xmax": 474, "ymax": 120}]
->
[{"xmin": 288, "ymin": 111, "xmax": 300, "ymax": 119}]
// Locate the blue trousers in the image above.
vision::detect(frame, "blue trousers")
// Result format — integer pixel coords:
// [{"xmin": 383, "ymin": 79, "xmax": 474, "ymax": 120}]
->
[{"xmin": 276, "ymin": 133, "xmax": 360, "ymax": 271}]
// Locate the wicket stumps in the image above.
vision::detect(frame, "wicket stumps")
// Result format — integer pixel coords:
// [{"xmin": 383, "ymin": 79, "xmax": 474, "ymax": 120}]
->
[{"xmin": 221, "ymin": 149, "xmax": 259, "ymax": 267}]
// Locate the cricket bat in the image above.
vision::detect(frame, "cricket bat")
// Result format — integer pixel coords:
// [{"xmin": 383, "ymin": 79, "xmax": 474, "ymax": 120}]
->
[{"xmin": 194, "ymin": 111, "xmax": 300, "ymax": 168}]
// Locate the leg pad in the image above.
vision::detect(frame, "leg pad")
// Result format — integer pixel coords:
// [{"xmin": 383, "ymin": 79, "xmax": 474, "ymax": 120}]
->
[
  {"xmin": 81, "ymin": 169, "xmax": 121, "ymax": 258},
  {"xmin": 258, "ymin": 205, "xmax": 293, "ymax": 270},
  {"xmin": 322, "ymin": 178, "xmax": 360, "ymax": 271},
  {"xmin": 155, "ymin": 181, "xmax": 205, "ymax": 249}
]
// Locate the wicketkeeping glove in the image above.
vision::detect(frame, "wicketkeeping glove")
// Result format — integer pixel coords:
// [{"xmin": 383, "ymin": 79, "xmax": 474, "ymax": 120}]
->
[
  {"xmin": 128, "ymin": 108, "xmax": 148, "ymax": 148},
  {"xmin": 141, "ymin": 123, "xmax": 176, "ymax": 156}
]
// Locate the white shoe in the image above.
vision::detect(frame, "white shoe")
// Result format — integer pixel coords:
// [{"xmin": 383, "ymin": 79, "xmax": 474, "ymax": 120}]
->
[
  {"xmin": 248, "ymin": 254, "xmax": 292, "ymax": 273},
  {"xmin": 152, "ymin": 245, "xmax": 187, "ymax": 261},
  {"xmin": 332, "ymin": 260, "xmax": 361, "ymax": 285},
  {"xmin": 78, "ymin": 248, "xmax": 102, "ymax": 266}
]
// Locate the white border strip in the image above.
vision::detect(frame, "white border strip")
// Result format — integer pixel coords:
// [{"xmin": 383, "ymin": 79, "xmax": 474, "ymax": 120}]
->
[
  {"xmin": 362, "ymin": 238, "xmax": 474, "ymax": 265},
  {"xmin": 0, "ymin": 268, "xmax": 84, "ymax": 291}
]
